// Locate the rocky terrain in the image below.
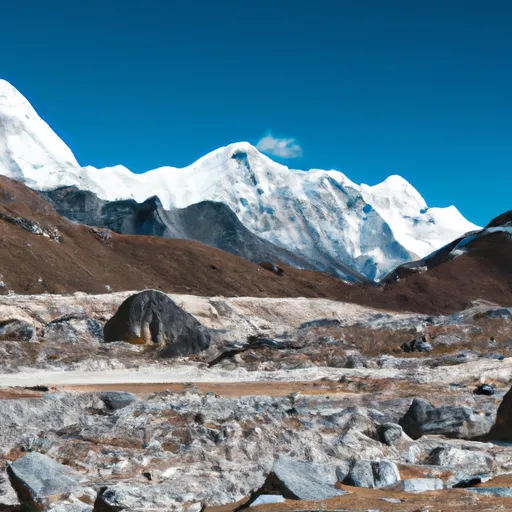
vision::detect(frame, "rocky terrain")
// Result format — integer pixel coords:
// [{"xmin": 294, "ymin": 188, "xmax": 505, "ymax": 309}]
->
[
  {"xmin": 42, "ymin": 187, "xmax": 365, "ymax": 282},
  {"xmin": 0, "ymin": 290, "xmax": 512, "ymax": 510},
  {"xmin": 0, "ymin": 174, "xmax": 510, "ymax": 317}
]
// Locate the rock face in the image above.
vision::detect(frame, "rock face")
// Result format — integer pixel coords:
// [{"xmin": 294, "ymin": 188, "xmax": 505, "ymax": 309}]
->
[
  {"xmin": 260, "ymin": 456, "xmax": 345, "ymax": 501},
  {"xmin": 44, "ymin": 188, "xmax": 332, "ymax": 280},
  {"xmin": 103, "ymin": 290, "xmax": 211, "ymax": 357},
  {"xmin": 7, "ymin": 452, "xmax": 84, "ymax": 510},
  {"xmin": 488, "ymin": 385, "xmax": 512, "ymax": 441},
  {"xmin": 399, "ymin": 398, "xmax": 492, "ymax": 440}
]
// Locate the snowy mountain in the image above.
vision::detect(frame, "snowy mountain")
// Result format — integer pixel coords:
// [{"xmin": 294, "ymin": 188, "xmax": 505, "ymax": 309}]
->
[{"xmin": 0, "ymin": 79, "xmax": 480, "ymax": 279}]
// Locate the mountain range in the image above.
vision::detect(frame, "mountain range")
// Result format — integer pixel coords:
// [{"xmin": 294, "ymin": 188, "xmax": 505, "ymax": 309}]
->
[{"xmin": 0, "ymin": 79, "xmax": 479, "ymax": 280}]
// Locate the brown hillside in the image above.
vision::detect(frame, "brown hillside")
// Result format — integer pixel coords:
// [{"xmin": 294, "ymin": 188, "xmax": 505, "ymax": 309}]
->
[{"xmin": 0, "ymin": 175, "xmax": 510, "ymax": 314}]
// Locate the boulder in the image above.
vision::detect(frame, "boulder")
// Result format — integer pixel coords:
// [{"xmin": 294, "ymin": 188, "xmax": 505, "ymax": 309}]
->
[
  {"xmin": 399, "ymin": 398, "xmax": 492, "ymax": 440},
  {"xmin": 103, "ymin": 290, "xmax": 211, "ymax": 357},
  {"xmin": 100, "ymin": 391, "xmax": 138, "ymax": 411},
  {"xmin": 344, "ymin": 460, "xmax": 375, "ymax": 488},
  {"xmin": 259, "ymin": 262, "xmax": 284, "ymax": 276},
  {"xmin": 7, "ymin": 452, "xmax": 85, "ymax": 510},
  {"xmin": 487, "ymin": 385, "xmax": 512, "ymax": 441},
  {"xmin": 260, "ymin": 455, "xmax": 346, "ymax": 501},
  {"xmin": 394, "ymin": 478, "xmax": 443, "ymax": 492},
  {"xmin": 343, "ymin": 460, "xmax": 400, "ymax": 489},
  {"xmin": 473, "ymin": 384, "xmax": 496, "ymax": 396},
  {"xmin": 378, "ymin": 423, "xmax": 403, "ymax": 446},
  {"xmin": 0, "ymin": 319, "xmax": 36, "ymax": 342},
  {"xmin": 428, "ymin": 447, "xmax": 493, "ymax": 476},
  {"xmin": 401, "ymin": 336, "xmax": 432, "ymax": 353}
]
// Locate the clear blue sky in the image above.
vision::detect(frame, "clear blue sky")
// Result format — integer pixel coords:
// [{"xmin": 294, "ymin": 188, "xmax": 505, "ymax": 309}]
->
[{"xmin": 1, "ymin": 0, "xmax": 510, "ymax": 225}]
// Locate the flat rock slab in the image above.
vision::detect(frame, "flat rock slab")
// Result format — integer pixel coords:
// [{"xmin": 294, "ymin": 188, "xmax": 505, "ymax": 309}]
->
[
  {"xmin": 467, "ymin": 487, "xmax": 512, "ymax": 497},
  {"xmin": 7, "ymin": 452, "xmax": 85, "ymax": 509},
  {"xmin": 396, "ymin": 478, "xmax": 444, "ymax": 492},
  {"xmin": 264, "ymin": 456, "xmax": 346, "ymax": 501}
]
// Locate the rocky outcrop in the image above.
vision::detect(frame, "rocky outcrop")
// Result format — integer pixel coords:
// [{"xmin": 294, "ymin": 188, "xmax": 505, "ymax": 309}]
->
[
  {"xmin": 399, "ymin": 398, "xmax": 492, "ymax": 440},
  {"xmin": 44, "ymin": 187, "xmax": 359, "ymax": 280},
  {"xmin": 103, "ymin": 290, "xmax": 211, "ymax": 357}
]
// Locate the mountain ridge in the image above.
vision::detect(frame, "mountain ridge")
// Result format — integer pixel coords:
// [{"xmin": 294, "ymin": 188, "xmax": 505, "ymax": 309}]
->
[{"xmin": 0, "ymin": 79, "xmax": 479, "ymax": 279}]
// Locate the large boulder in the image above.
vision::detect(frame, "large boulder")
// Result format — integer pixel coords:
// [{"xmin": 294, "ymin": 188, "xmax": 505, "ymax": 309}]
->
[
  {"xmin": 258, "ymin": 455, "xmax": 346, "ymax": 501},
  {"xmin": 487, "ymin": 386, "xmax": 512, "ymax": 441},
  {"xmin": 399, "ymin": 398, "xmax": 492, "ymax": 440},
  {"xmin": 7, "ymin": 452, "xmax": 85, "ymax": 510},
  {"xmin": 103, "ymin": 290, "xmax": 211, "ymax": 357}
]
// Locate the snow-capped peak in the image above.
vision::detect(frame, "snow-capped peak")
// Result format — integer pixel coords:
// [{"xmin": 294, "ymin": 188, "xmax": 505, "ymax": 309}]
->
[{"xmin": 0, "ymin": 79, "xmax": 481, "ymax": 279}]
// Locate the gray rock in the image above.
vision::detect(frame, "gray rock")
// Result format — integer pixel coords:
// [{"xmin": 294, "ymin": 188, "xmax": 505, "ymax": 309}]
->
[
  {"xmin": 401, "ymin": 337, "xmax": 432, "ymax": 353},
  {"xmin": 486, "ymin": 308, "xmax": 512, "ymax": 319},
  {"xmin": 7, "ymin": 452, "xmax": 85, "ymax": 510},
  {"xmin": 344, "ymin": 460, "xmax": 400, "ymax": 489},
  {"xmin": 100, "ymin": 391, "xmax": 138, "ymax": 411},
  {"xmin": 0, "ymin": 319, "xmax": 36, "ymax": 342},
  {"xmin": 372, "ymin": 460, "xmax": 400, "ymax": 489},
  {"xmin": 103, "ymin": 289, "xmax": 211, "ymax": 357},
  {"xmin": 397, "ymin": 478, "xmax": 444, "ymax": 492},
  {"xmin": 399, "ymin": 398, "xmax": 492, "ymax": 440},
  {"xmin": 466, "ymin": 487, "xmax": 512, "ymax": 497},
  {"xmin": 378, "ymin": 423, "xmax": 403, "ymax": 446},
  {"xmin": 428, "ymin": 447, "xmax": 493, "ymax": 475},
  {"xmin": 250, "ymin": 495, "xmax": 286, "ymax": 506},
  {"xmin": 345, "ymin": 460, "xmax": 375, "ymax": 488},
  {"xmin": 335, "ymin": 460, "xmax": 352, "ymax": 483},
  {"xmin": 264, "ymin": 455, "xmax": 346, "ymax": 501},
  {"xmin": 46, "ymin": 502, "xmax": 93, "ymax": 511},
  {"xmin": 381, "ymin": 497, "xmax": 402, "ymax": 504}
]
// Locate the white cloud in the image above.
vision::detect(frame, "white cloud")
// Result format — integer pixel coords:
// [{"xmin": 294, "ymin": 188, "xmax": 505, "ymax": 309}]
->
[{"xmin": 256, "ymin": 132, "xmax": 303, "ymax": 159}]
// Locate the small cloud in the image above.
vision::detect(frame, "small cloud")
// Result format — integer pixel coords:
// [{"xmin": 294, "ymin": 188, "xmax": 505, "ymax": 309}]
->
[{"xmin": 256, "ymin": 132, "xmax": 303, "ymax": 159}]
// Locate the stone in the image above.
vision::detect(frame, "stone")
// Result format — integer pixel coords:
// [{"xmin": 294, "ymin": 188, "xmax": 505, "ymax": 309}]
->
[
  {"xmin": 486, "ymin": 385, "xmax": 512, "ymax": 441},
  {"xmin": 7, "ymin": 452, "xmax": 85, "ymax": 510},
  {"xmin": 378, "ymin": 423, "xmax": 403, "ymax": 446},
  {"xmin": 335, "ymin": 460, "xmax": 352, "ymax": 483},
  {"xmin": 103, "ymin": 289, "xmax": 211, "ymax": 357},
  {"xmin": 250, "ymin": 495, "xmax": 286, "ymax": 506},
  {"xmin": 0, "ymin": 319, "xmax": 36, "ymax": 342},
  {"xmin": 344, "ymin": 460, "xmax": 375, "ymax": 488},
  {"xmin": 401, "ymin": 336, "xmax": 432, "ymax": 353},
  {"xmin": 46, "ymin": 501, "xmax": 93, "ymax": 511},
  {"xmin": 399, "ymin": 398, "xmax": 492, "ymax": 440},
  {"xmin": 381, "ymin": 497, "xmax": 402, "ymax": 504},
  {"xmin": 397, "ymin": 478, "xmax": 444, "ymax": 492},
  {"xmin": 100, "ymin": 391, "xmax": 138, "ymax": 411},
  {"xmin": 486, "ymin": 308, "xmax": 512, "ymax": 319},
  {"xmin": 372, "ymin": 460, "xmax": 400, "ymax": 489},
  {"xmin": 428, "ymin": 447, "xmax": 493, "ymax": 475},
  {"xmin": 473, "ymin": 384, "xmax": 496, "ymax": 396},
  {"xmin": 263, "ymin": 455, "xmax": 346, "ymax": 501},
  {"xmin": 343, "ymin": 460, "xmax": 400, "ymax": 489},
  {"xmin": 466, "ymin": 487, "xmax": 512, "ymax": 497}
]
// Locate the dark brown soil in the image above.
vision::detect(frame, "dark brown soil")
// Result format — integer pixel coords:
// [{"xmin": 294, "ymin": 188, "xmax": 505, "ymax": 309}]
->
[{"xmin": 0, "ymin": 176, "xmax": 510, "ymax": 315}]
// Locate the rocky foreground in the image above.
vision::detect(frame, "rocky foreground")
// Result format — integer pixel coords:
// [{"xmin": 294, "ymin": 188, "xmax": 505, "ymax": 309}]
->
[{"xmin": 0, "ymin": 291, "xmax": 511, "ymax": 510}]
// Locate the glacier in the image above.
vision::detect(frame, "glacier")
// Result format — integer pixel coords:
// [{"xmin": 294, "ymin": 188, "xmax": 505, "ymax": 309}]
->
[{"xmin": 0, "ymin": 79, "xmax": 479, "ymax": 279}]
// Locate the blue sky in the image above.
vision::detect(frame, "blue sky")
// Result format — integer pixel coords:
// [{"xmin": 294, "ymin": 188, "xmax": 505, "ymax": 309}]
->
[{"xmin": 1, "ymin": 0, "xmax": 510, "ymax": 225}]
